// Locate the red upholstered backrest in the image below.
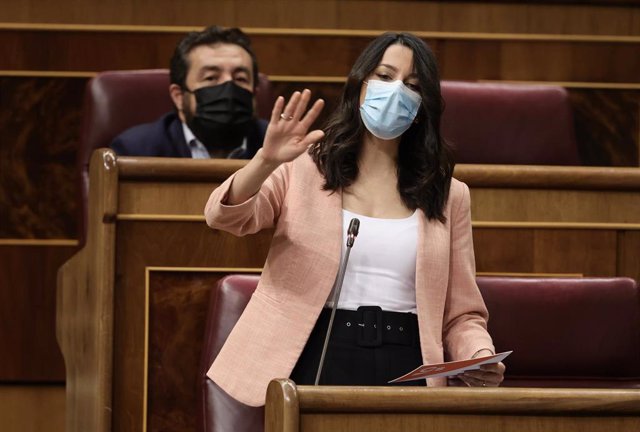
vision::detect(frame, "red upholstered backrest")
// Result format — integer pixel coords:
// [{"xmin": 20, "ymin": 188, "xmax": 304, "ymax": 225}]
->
[
  {"xmin": 200, "ymin": 275, "xmax": 640, "ymax": 429},
  {"xmin": 76, "ymin": 70, "xmax": 272, "ymax": 244},
  {"xmin": 197, "ymin": 275, "xmax": 263, "ymax": 432},
  {"xmin": 477, "ymin": 277, "xmax": 640, "ymax": 388},
  {"xmin": 78, "ymin": 70, "xmax": 173, "ymax": 173},
  {"xmin": 441, "ymin": 82, "xmax": 580, "ymax": 165}
]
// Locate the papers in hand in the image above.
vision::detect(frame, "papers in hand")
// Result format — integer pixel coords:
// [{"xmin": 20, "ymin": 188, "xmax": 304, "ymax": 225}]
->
[{"xmin": 389, "ymin": 351, "xmax": 512, "ymax": 383}]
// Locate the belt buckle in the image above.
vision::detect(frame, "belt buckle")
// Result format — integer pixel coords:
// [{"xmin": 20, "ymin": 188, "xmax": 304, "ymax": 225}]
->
[{"xmin": 357, "ymin": 306, "xmax": 383, "ymax": 347}]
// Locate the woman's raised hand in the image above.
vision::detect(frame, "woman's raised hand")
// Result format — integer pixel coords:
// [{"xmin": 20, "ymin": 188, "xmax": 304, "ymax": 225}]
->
[
  {"xmin": 221, "ymin": 90, "xmax": 324, "ymax": 205},
  {"xmin": 260, "ymin": 89, "xmax": 325, "ymax": 165}
]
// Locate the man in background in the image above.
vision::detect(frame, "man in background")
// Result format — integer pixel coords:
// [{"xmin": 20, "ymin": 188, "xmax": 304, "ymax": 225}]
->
[{"xmin": 111, "ymin": 26, "xmax": 267, "ymax": 158}]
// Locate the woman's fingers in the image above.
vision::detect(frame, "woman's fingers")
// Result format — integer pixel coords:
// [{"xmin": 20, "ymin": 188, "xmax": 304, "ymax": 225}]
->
[
  {"xmin": 282, "ymin": 91, "xmax": 301, "ymax": 119},
  {"xmin": 481, "ymin": 362, "xmax": 506, "ymax": 374},
  {"xmin": 460, "ymin": 362, "xmax": 505, "ymax": 387},
  {"xmin": 300, "ymin": 98, "xmax": 325, "ymax": 129},
  {"xmin": 293, "ymin": 89, "xmax": 311, "ymax": 121},
  {"xmin": 299, "ymin": 129, "xmax": 326, "ymax": 148},
  {"xmin": 266, "ymin": 90, "xmax": 325, "ymax": 161},
  {"xmin": 459, "ymin": 373, "xmax": 497, "ymax": 387},
  {"xmin": 269, "ymin": 96, "xmax": 285, "ymax": 124}
]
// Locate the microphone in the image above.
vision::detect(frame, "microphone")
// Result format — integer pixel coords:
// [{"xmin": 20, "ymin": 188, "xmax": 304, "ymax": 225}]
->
[{"xmin": 314, "ymin": 217, "xmax": 360, "ymax": 385}]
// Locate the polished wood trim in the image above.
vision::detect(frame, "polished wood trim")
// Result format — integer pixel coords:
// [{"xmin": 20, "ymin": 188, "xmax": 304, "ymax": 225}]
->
[
  {"xmin": 455, "ymin": 165, "xmax": 640, "ymax": 190},
  {"xmin": 269, "ymin": 75, "xmax": 346, "ymax": 83},
  {"xmin": 266, "ymin": 77, "xmax": 640, "ymax": 90},
  {"xmin": 0, "ymin": 70, "xmax": 96, "ymax": 78},
  {"xmin": 292, "ymin": 384, "xmax": 640, "ymax": 414},
  {"xmin": 114, "ymin": 158, "xmax": 640, "ymax": 190},
  {"xmin": 2, "ymin": 71, "xmax": 640, "ymax": 91},
  {"xmin": 117, "ymin": 214, "xmax": 206, "ymax": 222},
  {"xmin": 116, "ymin": 157, "xmax": 246, "ymax": 179},
  {"xmin": 0, "ymin": 239, "xmax": 79, "ymax": 246},
  {"xmin": 56, "ymin": 148, "xmax": 119, "ymax": 432},
  {"xmin": 474, "ymin": 222, "xmax": 640, "ymax": 230},
  {"xmin": 476, "ymin": 272, "xmax": 584, "ymax": 277},
  {"xmin": 116, "ymin": 215, "xmax": 640, "ymax": 230},
  {"xmin": 1, "ymin": 22, "xmax": 639, "ymax": 43},
  {"xmin": 268, "ymin": 379, "xmax": 640, "ymax": 431},
  {"xmin": 143, "ymin": 269, "xmax": 150, "ymax": 432},
  {"xmin": 266, "ymin": 380, "xmax": 300, "ymax": 432},
  {"xmin": 247, "ymin": 28, "xmax": 640, "ymax": 43},
  {"xmin": 146, "ymin": 266, "xmax": 262, "ymax": 273},
  {"xmin": 479, "ymin": 79, "xmax": 640, "ymax": 90},
  {"xmin": 0, "ymin": 22, "xmax": 198, "ymax": 32}
]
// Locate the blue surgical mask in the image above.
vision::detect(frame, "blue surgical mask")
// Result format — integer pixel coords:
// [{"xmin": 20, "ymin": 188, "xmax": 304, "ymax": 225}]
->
[{"xmin": 359, "ymin": 79, "xmax": 422, "ymax": 140}]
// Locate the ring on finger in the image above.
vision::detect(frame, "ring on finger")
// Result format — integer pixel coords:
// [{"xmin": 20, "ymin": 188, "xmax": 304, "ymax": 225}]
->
[{"xmin": 280, "ymin": 113, "xmax": 294, "ymax": 121}]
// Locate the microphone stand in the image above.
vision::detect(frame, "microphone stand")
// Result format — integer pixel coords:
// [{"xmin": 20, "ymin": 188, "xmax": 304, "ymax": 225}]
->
[{"xmin": 314, "ymin": 218, "xmax": 360, "ymax": 385}]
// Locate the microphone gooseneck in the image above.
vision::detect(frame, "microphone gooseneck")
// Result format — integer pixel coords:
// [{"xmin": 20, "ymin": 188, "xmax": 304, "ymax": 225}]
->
[
  {"xmin": 314, "ymin": 217, "xmax": 360, "ymax": 385},
  {"xmin": 346, "ymin": 218, "xmax": 360, "ymax": 247}
]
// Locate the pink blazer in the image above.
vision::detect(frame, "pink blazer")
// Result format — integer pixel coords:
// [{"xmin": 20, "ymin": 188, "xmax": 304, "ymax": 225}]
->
[{"xmin": 205, "ymin": 153, "xmax": 494, "ymax": 407}]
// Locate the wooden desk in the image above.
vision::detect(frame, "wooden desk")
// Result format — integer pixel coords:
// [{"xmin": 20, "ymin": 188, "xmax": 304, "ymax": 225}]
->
[
  {"xmin": 266, "ymin": 379, "xmax": 640, "ymax": 432},
  {"xmin": 57, "ymin": 149, "xmax": 640, "ymax": 432}
]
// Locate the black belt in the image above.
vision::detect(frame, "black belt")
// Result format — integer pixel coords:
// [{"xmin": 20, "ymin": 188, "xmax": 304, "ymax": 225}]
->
[{"xmin": 319, "ymin": 306, "xmax": 419, "ymax": 347}]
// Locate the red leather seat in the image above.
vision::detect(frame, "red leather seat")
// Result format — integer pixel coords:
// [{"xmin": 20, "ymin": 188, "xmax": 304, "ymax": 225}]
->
[
  {"xmin": 201, "ymin": 275, "xmax": 639, "ymax": 430},
  {"xmin": 477, "ymin": 276, "xmax": 640, "ymax": 388},
  {"xmin": 197, "ymin": 275, "xmax": 263, "ymax": 432},
  {"xmin": 76, "ymin": 70, "xmax": 272, "ymax": 244},
  {"xmin": 441, "ymin": 82, "xmax": 580, "ymax": 165}
]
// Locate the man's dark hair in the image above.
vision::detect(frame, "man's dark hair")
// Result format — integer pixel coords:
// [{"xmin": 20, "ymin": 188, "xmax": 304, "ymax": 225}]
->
[
  {"xmin": 169, "ymin": 26, "xmax": 259, "ymax": 89},
  {"xmin": 309, "ymin": 32, "xmax": 454, "ymax": 222}
]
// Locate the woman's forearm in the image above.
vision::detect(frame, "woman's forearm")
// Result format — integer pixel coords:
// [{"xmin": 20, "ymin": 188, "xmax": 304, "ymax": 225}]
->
[{"xmin": 224, "ymin": 148, "xmax": 282, "ymax": 205}]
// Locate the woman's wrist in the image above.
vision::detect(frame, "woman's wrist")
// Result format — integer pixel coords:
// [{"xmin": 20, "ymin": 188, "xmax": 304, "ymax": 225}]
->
[{"xmin": 255, "ymin": 148, "xmax": 282, "ymax": 172}]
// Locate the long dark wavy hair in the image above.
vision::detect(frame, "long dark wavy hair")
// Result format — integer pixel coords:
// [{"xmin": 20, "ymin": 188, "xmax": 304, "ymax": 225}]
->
[{"xmin": 309, "ymin": 32, "xmax": 454, "ymax": 222}]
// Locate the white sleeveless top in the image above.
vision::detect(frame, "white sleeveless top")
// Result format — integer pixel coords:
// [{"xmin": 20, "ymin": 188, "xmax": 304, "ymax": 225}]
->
[{"xmin": 326, "ymin": 209, "xmax": 419, "ymax": 313}]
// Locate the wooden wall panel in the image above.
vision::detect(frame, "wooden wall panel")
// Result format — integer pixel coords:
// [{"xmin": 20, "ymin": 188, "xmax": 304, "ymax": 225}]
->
[
  {"xmin": 0, "ymin": 385, "xmax": 65, "ymax": 432},
  {"xmin": 469, "ymin": 189, "xmax": 640, "ymax": 223},
  {"xmin": 0, "ymin": 30, "xmax": 182, "ymax": 72},
  {"xmin": 532, "ymin": 230, "xmax": 618, "ymax": 276},
  {"xmin": 147, "ymin": 271, "xmax": 229, "ymax": 432},
  {"xmin": 113, "ymin": 221, "xmax": 272, "ymax": 432},
  {"xmin": 570, "ymin": 89, "xmax": 640, "ymax": 166},
  {"xmin": 474, "ymin": 229, "xmax": 536, "ymax": 274},
  {"xmin": 1, "ymin": 1, "xmax": 639, "ymax": 36},
  {"xmin": 2, "ymin": 30, "xmax": 639, "ymax": 85},
  {"xmin": 618, "ymin": 231, "xmax": 640, "ymax": 281},
  {"xmin": 473, "ymin": 229, "xmax": 619, "ymax": 277},
  {"xmin": 0, "ymin": 245, "xmax": 76, "ymax": 381},
  {"xmin": 0, "ymin": 76, "xmax": 82, "ymax": 239},
  {"xmin": 436, "ymin": 2, "xmax": 640, "ymax": 35}
]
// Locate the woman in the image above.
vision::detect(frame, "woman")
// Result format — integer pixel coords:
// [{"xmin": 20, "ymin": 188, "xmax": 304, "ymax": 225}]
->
[{"xmin": 204, "ymin": 32, "xmax": 505, "ymax": 407}]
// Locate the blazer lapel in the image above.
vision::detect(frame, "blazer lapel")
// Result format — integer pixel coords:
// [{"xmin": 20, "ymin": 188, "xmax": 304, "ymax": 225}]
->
[
  {"xmin": 313, "ymin": 188, "xmax": 343, "ymax": 301},
  {"xmin": 415, "ymin": 210, "xmax": 450, "ymax": 362},
  {"xmin": 293, "ymin": 174, "xmax": 343, "ymax": 308}
]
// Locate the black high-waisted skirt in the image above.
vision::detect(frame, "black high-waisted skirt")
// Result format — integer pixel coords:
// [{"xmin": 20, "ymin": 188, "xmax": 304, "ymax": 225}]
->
[{"xmin": 290, "ymin": 306, "xmax": 426, "ymax": 387}]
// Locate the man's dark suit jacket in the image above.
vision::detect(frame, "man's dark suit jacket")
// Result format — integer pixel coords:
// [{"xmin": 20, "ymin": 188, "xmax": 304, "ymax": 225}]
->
[{"xmin": 110, "ymin": 112, "xmax": 267, "ymax": 158}]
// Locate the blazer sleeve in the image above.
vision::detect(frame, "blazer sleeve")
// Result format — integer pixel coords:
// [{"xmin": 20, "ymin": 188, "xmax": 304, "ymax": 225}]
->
[
  {"xmin": 442, "ymin": 182, "xmax": 495, "ymax": 360},
  {"xmin": 204, "ymin": 162, "xmax": 290, "ymax": 236}
]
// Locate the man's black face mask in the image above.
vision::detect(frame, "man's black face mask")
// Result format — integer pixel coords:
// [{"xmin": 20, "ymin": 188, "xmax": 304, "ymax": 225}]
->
[{"xmin": 184, "ymin": 81, "xmax": 254, "ymax": 150}]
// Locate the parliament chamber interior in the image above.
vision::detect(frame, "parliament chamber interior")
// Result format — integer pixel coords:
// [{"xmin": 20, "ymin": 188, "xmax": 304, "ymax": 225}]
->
[{"xmin": 0, "ymin": 1, "xmax": 639, "ymax": 431}]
